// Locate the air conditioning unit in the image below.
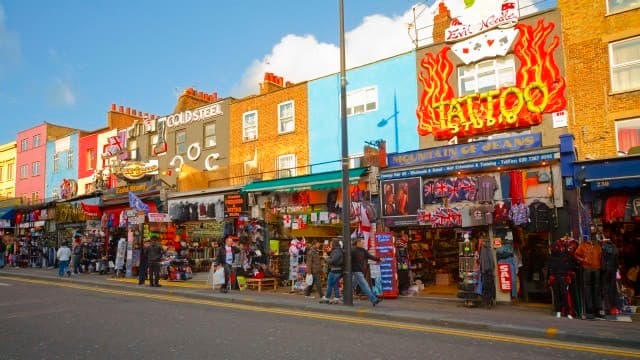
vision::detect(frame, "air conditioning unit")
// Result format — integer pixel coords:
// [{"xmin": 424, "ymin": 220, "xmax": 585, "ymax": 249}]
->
[{"xmin": 368, "ymin": 166, "xmax": 380, "ymax": 195}]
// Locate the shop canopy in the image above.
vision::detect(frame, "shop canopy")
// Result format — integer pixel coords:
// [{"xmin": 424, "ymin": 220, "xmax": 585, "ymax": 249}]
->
[
  {"xmin": 0, "ymin": 208, "xmax": 15, "ymax": 220},
  {"xmin": 575, "ymin": 154, "xmax": 640, "ymax": 190},
  {"xmin": 241, "ymin": 168, "xmax": 367, "ymax": 193}
]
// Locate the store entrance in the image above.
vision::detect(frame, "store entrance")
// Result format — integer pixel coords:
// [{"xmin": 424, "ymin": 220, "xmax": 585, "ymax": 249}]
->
[{"xmin": 519, "ymin": 230, "xmax": 551, "ymax": 303}]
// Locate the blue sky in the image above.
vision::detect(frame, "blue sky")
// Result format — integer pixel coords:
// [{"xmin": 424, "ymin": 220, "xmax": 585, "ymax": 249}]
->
[{"xmin": 0, "ymin": 0, "xmax": 553, "ymax": 145}]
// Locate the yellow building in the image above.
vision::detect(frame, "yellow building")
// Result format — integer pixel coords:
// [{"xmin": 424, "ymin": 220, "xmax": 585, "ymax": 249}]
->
[
  {"xmin": 0, "ymin": 141, "xmax": 16, "ymax": 199},
  {"xmin": 558, "ymin": 0, "xmax": 640, "ymax": 159}
]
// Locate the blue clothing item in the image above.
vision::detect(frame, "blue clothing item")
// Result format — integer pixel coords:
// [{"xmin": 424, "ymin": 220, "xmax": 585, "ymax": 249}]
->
[
  {"xmin": 353, "ymin": 272, "xmax": 378, "ymax": 304},
  {"xmin": 325, "ymin": 271, "xmax": 341, "ymax": 299},
  {"xmin": 499, "ymin": 257, "xmax": 518, "ymax": 298},
  {"xmin": 500, "ymin": 172, "xmax": 511, "ymax": 200},
  {"xmin": 0, "ymin": 252, "xmax": 4, "ymax": 267},
  {"xmin": 58, "ymin": 260, "xmax": 69, "ymax": 276}
]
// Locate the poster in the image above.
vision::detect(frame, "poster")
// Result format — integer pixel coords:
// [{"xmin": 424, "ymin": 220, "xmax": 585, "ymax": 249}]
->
[
  {"xmin": 373, "ymin": 232, "xmax": 398, "ymax": 299},
  {"xmin": 381, "ymin": 177, "xmax": 421, "ymax": 217}
]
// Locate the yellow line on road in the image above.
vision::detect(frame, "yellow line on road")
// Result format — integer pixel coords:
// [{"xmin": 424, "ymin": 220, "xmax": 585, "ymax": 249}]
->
[{"xmin": 4, "ymin": 275, "xmax": 640, "ymax": 358}]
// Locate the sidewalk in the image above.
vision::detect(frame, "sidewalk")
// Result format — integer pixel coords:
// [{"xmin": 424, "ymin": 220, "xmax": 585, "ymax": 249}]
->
[{"xmin": 2, "ymin": 266, "xmax": 639, "ymax": 350}]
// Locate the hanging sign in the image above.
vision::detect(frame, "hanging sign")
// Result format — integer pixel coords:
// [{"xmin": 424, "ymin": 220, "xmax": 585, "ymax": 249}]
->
[
  {"xmin": 224, "ymin": 194, "xmax": 245, "ymax": 218},
  {"xmin": 374, "ymin": 232, "xmax": 398, "ymax": 299},
  {"xmin": 498, "ymin": 262, "xmax": 512, "ymax": 291},
  {"xmin": 115, "ymin": 161, "xmax": 159, "ymax": 180}
]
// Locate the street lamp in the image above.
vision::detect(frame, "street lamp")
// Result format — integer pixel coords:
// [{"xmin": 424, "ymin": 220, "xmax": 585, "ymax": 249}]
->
[
  {"xmin": 377, "ymin": 92, "xmax": 399, "ymax": 154},
  {"xmin": 339, "ymin": 0, "xmax": 353, "ymax": 306}
]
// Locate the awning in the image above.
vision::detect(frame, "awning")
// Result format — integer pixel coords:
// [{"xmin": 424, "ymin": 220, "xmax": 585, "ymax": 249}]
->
[
  {"xmin": 575, "ymin": 154, "xmax": 640, "ymax": 190},
  {"xmin": 242, "ymin": 168, "xmax": 368, "ymax": 193},
  {"xmin": 0, "ymin": 208, "xmax": 15, "ymax": 220}
]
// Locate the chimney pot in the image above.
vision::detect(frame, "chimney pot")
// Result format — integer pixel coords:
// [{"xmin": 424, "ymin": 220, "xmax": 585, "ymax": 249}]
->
[
  {"xmin": 119, "ymin": 106, "xmax": 124, "ymax": 112},
  {"xmin": 111, "ymin": 104, "xmax": 116, "ymax": 111},
  {"xmin": 132, "ymin": 109, "xmax": 137, "ymax": 116},
  {"xmin": 125, "ymin": 107, "xmax": 131, "ymax": 114}
]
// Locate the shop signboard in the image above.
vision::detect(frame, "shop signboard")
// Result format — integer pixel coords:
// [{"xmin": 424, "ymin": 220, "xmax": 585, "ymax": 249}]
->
[
  {"xmin": 373, "ymin": 232, "xmax": 398, "ymax": 299},
  {"xmin": 86, "ymin": 220, "xmax": 101, "ymax": 230},
  {"xmin": 224, "ymin": 194, "xmax": 245, "ymax": 218},
  {"xmin": 380, "ymin": 177, "xmax": 421, "ymax": 217},
  {"xmin": 498, "ymin": 262, "xmax": 512, "ymax": 291},
  {"xmin": 114, "ymin": 160, "xmax": 159, "ymax": 181},
  {"xmin": 0, "ymin": 219, "xmax": 10, "ymax": 228},
  {"xmin": 148, "ymin": 213, "xmax": 171, "ymax": 223},
  {"xmin": 159, "ymin": 103, "xmax": 223, "ymax": 129}
]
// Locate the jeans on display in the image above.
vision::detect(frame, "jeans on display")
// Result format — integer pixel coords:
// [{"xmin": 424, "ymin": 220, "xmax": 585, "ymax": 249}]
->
[
  {"xmin": 325, "ymin": 271, "xmax": 342, "ymax": 299},
  {"xmin": 582, "ymin": 268, "xmax": 601, "ymax": 316},
  {"xmin": 353, "ymin": 272, "xmax": 378, "ymax": 304},
  {"xmin": 58, "ymin": 260, "xmax": 69, "ymax": 276},
  {"xmin": 305, "ymin": 272, "xmax": 323, "ymax": 297}
]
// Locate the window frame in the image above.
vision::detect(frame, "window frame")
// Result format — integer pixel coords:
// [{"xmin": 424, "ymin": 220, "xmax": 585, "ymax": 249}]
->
[
  {"xmin": 150, "ymin": 134, "xmax": 159, "ymax": 155},
  {"xmin": 606, "ymin": 0, "xmax": 640, "ymax": 14},
  {"xmin": 0, "ymin": 166, "xmax": 3, "ymax": 182},
  {"xmin": 457, "ymin": 55, "xmax": 516, "ymax": 96},
  {"xmin": 204, "ymin": 122, "xmax": 217, "ymax": 148},
  {"xmin": 609, "ymin": 36, "xmax": 640, "ymax": 93},
  {"xmin": 67, "ymin": 149, "xmax": 74, "ymax": 169},
  {"xmin": 175, "ymin": 130, "xmax": 187, "ymax": 155},
  {"xmin": 86, "ymin": 148, "xmax": 96, "ymax": 171},
  {"xmin": 33, "ymin": 134, "xmax": 41, "ymax": 148},
  {"xmin": 615, "ymin": 117, "xmax": 640, "ymax": 153},
  {"xmin": 20, "ymin": 164, "xmax": 28, "ymax": 179},
  {"xmin": 20, "ymin": 139, "xmax": 28, "ymax": 152},
  {"xmin": 346, "ymin": 86, "xmax": 378, "ymax": 116},
  {"xmin": 278, "ymin": 101, "xmax": 295, "ymax": 134},
  {"xmin": 53, "ymin": 153, "xmax": 59, "ymax": 173},
  {"xmin": 32, "ymin": 161, "xmax": 40, "ymax": 177},
  {"xmin": 7, "ymin": 162, "xmax": 13, "ymax": 181},
  {"xmin": 128, "ymin": 139, "xmax": 138, "ymax": 160},
  {"xmin": 276, "ymin": 154, "xmax": 297, "ymax": 178},
  {"xmin": 242, "ymin": 111, "xmax": 258, "ymax": 142}
]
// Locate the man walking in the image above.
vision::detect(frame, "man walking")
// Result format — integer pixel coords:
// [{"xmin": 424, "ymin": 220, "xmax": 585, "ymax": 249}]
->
[
  {"xmin": 72, "ymin": 237, "xmax": 83, "ymax": 274},
  {"xmin": 138, "ymin": 240, "xmax": 150, "ymax": 285},
  {"xmin": 56, "ymin": 241, "xmax": 71, "ymax": 277},
  {"xmin": 216, "ymin": 236, "xmax": 239, "ymax": 293},
  {"xmin": 147, "ymin": 237, "xmax": 164, "ymax": 287},
  {"xmin": 322, "ymin": 238, "xmax": 343, "ymax": 304},
  {"xmin": 304, "ymin": 239, "xmax": 324, "ymax": 300},
  {"xmin": 351, "ymin": 238, "xmax": 382, "ymax": 306}
]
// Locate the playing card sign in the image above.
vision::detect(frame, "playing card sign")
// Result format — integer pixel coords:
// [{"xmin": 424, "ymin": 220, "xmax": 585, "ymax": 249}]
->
[
  {"xmin": 452, "ymin": 28, "xmax": 518, "ymax": 64},
  {"xmin": 417, "ymin": 20, "xmax": 566, "ymax": 140}
]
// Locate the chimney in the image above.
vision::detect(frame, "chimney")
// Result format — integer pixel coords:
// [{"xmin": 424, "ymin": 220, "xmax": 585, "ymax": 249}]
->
[
  {"xmin": 261, "ymin": 72, "xmax": 285, "ymax": 94},
  {"xmin": 433, "ymin": 2, "xmax": 451, "ymax": 44},
  {"xmin": 111, "ymin": 104, "xmax": 116, "ymax": 111},
  {"xmin": 119, "ymin": 106, "xmax": 124, "ymax": 113}
]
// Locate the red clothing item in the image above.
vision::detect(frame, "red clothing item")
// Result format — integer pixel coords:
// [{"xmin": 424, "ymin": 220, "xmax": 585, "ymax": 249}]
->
[
  {"xmin": 510, "ymin": 170, "xmax": 525, "ymax": 204},
  {"xmin": 604, "ymin": 195, "xmax": 629, "ymax": 223}
]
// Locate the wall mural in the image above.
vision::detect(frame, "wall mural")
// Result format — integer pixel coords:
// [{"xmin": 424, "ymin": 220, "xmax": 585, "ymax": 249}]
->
[{"xmin": 416, "ymin": 19, "xmax": 566, "ymax": 140}]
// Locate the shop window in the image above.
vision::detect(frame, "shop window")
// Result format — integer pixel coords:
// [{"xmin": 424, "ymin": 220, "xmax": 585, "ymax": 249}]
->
[
  {"xmin": 458, "ymin": 55, "xmax": 516, "ymax": 96},
  {"xmin": 150, "ymin": 134, "xmax": 159, "ymax": 155},
  {"xmin": 7, "ymin": 162, "xmax": 13, "ymax": 181},
  {"xmin": 53, "ymin": 153, "xmax": 60, "ymax": 173},
  {"xmin": 607, "ymin": 0, "xmax": 640, "ymax": 13},
  {"xmin": 67, "ymin": 149, "xmax": 73, "ymax": 169},
  {"xmin": 20, "ymin": 164, "xmax": 28, "ymax": 179},
  {"xmin": 278, "ymin": 101, "xmax": 295, "ymax": 134},
  {"xmin": 86, "ymin": 148, "xmax": 96, "ymax": 171},
  {"xmin": 129, "ymin": 139, "xmax": 138, "ymax": 160},
  {"xmin": 243, "ymin": 111, "xmax": 258, "ymax": 142},
  {"xmin": 610, "ymin": 36, "xmax": 640, "ymax": 93},
  {"xmin": 32, "ymin": 161, "xmax": 40, "ymax": 177},
  {"xmin": 176, "ymin": 130, "xmax": 187, "ymax": 155},
  {"xmin": 204, "ymin": 122, "xmax": 216, "ymax": 148},
  {"xmin": 616, "ymin": 117, "xmax": 640, "ymax": 153},
  {"xmin": 277, "ymin": 154, "xmax": 296, "ymax": 178},
  {"xmin": 20, "ymin": 139, "xmax": 28, "ymax": 152},
  {"xmin": 346, "ymin": 86, "xmax": 377, "ymax": 116},
  {"xmin": 33, "ymin": 134, "xmax": 41, "ymax": 148}
]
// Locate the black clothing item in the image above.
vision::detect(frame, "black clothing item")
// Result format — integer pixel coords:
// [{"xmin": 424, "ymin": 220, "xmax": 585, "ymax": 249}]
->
[
  {"xmin": 138, "ymin": 247, "xmax": 148, "ymax": 285},
  {"xmin": 146, "ymin": 244, "xmax": 163, "ymax": 263},
  {"xmin": 207, "ymin": 203, "xmax": 216, "ymax": 218},
  {"xmin": 190, "ymin": 203, "xmax": 198, "ymax": 221},
  {"xmin": 327, "ymin": 248, "xmax": 344, "ymax": 272},
  {"xmin": 222, "ymin": 263, "xmax": 232, "ymax": 291},
  {"xmin": 149, "ymin": 262, "xmax": 161, "ymax": 286},
  {"xmin": 528, "ymin": 201, "xmax": 552, "ymax": 233},
  {"xmin": 601, "ymin": 241, "xmax": 619, "ymax": 272},
  {"xmin": 216, "ymin": 245, "xmax": 240, "ymax": 266},
  {"xmin": 482, "ymin": 270, "xmax": 496, "ymax": 307},
  {"xmin": 582, "ymin": 268, "xmax": 601, "ymax": 316},
  {"xmin": 351, "ymin": 247, "xmax": 379, "ymax": 274},
  {"xmin": 0, "ymin": 241, "xmax": 6, "ymax": 253}
]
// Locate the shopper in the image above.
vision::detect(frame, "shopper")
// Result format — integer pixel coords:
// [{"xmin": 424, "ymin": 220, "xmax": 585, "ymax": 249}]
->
[
  {"xmin": 147, "ymin": 237, "xmax": 164, "ymax": 287},
  {"xmin": 322, "ymin": 238, "xmax": 344, "ymax": 304},
  {"xmin": 72, "ymin": 237, "xmax": 83, "ymax": 274},
  {"xmin": 575, "ymin": 236, "xmax": 603, "ymax": 319},
  {"xmin": 351, "ymin": 238, "xmax": 382, "ymax": 306},
  {"xmin": 0, "ymin": 235, "xmax": 6, "ymax": 269},
  {"xmin": 216, "ymin": 235, "xmax": 239, "ymax": 293},
  {"xmin": 56, "ymin": 241, "xmax": 71, "ymax": 277},
  {"xmin": 304, "ymin": 239, "xmax": 324, "ymax": 300},
  {"xmin": 138, "ymin": 240, "xmax": 150, "ymax": 285}
]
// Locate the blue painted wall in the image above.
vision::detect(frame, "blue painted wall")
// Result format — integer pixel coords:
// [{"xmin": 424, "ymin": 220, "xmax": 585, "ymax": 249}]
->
[
  {"xmin": 45, "ymin": 132, "xmax": 79, "ymax": 199},
  {"xmin": 308, "ymin": 51, "xmax": 418, "ymax": 173}
]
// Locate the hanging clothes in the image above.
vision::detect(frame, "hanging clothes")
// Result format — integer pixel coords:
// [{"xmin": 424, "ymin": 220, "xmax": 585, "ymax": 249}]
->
[
  {"xmin": 476, "ymin": 175, "xmax": 498, "ymax": 203},
  {"xmin": 528, "ymin": 201, "xmax": 553, "ymax": 233},
  {"xmin": 509, "ymin": 170, "xmax": 525, "ymax": 205}
]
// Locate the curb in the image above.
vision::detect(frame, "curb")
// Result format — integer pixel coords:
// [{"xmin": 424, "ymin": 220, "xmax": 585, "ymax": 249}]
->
[{"xmin": 2, "ymin": 271, "xmax": 639, "ymax": 350}]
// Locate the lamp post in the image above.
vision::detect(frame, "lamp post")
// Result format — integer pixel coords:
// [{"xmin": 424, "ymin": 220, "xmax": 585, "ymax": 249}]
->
[
  {"xmin": 339, "ymin": 0, "xmax": 353, "ymax": 306},
  {"xmin": 376, "ymin": 92, "xmax": 399, "ymax": 153}
]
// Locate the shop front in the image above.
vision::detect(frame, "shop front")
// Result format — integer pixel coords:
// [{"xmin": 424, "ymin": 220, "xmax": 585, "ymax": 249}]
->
[
  {"xmin": 379, "ymin": 133, "xmax": 565, "ymax": 303},
  {"xmin": 14, "ymin": 202, "xmax": 56, "ymax": 268}
]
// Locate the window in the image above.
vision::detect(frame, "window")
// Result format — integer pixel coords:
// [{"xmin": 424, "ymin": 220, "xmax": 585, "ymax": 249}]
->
[
  {"xmin": 7, "ymin": 163, "xmax": 14, "ymax": 180},
  {"xmin": 243, "ymin": 111, "xmax": 258, "ymax": 142},
  {"xmin": 53, "ymin": 153, "xmax": 59, "ymax": 173},
  {"xmin": 20, "ymin": 164, "xmax": 28, "ymax": 179},
  {"xmin": 86, "ymin": 148, "xmax": 96, "ymax": 171},
  {"xmin": 32, "ymin": 161, "xmax": 40, "ymax": 176},
  {"xmin": 278, "ymin": 101, "xmax": 295, "ymax": 133},
  {"xmin": 129, "ymin": 140, "xmax": 138, "ymax": 160},
  {"xmin": 150, "ymin": 134, "xmax": 159, "ymax": 154},
  {"xmin": 67, "ymin": 149, "xmax": 73, "ymax": 169},
  {"xmin": 277, "ymin": 154, "xmax": 297, "ymax": 178},
  {"xmin": 20, "ymin": 139, "xmax": 28, "ymax": 152},
  {"xmin": 346, "ymin": 87, "xmax": 378, "ymax": 116},
  {"xmin": 610, "ymin": 37, "xmax": 640, "ymax": 93},
  {"xmin": 85, "ymin": 183, "xmax": 95, "ymax": 194},
  {"xmin": 0, "ymin": 166, "xmax": 3, "ymax": 182},
  {"xmin": 176, "ymin": 131, "xmax": 187, "ymax": 155},
  {"xmin": 616, "ymin": 118, "xmax": 640, "ymax": 153},
  {"xmin": 458, "ymin": 55, "xmax": 516, "ymax": 96},
  {"xmin": 204, "ymin": 122, "xmax": 216, "ymax": 148},
  {"xmin": 32, "ymin": 192, "xmax": 39, "ymax": 203},
  {"xmin": 607, "ymin": 0, "xmax": 640, "ymax": 13},
  {"xmin": 52, "ymin": 189, "xmax": 59, "ymax": 200},
  {"xmin": 33, "ymin": 134, "xmax": 41, "ymax": 148}
]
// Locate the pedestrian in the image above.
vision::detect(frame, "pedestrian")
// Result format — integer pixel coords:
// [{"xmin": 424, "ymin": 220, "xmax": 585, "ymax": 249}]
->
[
  {"xmin": 575, "ymin": 235, "xmax": 603, "ymax": 319},
  {"xmin": 216, "ymin": 236, "xmax": 239, "ymax": 293},
  {"xmin": 56, "ymin": 241, "xmax": 71, "ymax": 277},
  {"xmin": 138, "ymin": 240, "xmax": 150, "ymax": 285},
  {"xmin": 322, "ymin": 238, "xmax": 344, "ymax": 304},
  {"xmin": 72, "ymin": 236, "xmax": 83, "ymax": 274},
  {"xmin": 304, "ymin": 239, "xmax": 324, "ymax": 299},
  {"xmin": 0, "ymin": 235, "xmax": 6, "ymax": 269},
  {"xmin": 146, "ymin": 236, "xmax": 164, "ymax": 287},
  {"xmin": 351, "ymin": 238, "xmax": 382, "ymax": 306}
]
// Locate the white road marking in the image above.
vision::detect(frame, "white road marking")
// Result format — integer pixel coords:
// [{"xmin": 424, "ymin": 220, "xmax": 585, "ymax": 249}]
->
[{"xmin": 0, "ymin": 282, "xmax": 11, "ymax": 286}]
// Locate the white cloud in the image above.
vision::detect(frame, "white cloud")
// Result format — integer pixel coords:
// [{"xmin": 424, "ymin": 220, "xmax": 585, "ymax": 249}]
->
[
  {"xmin": 0, "ymin": 4, "xmax": 21, "ymax": 72},
  {"xmin": 232, "ymin": 0, "xmax": 546, "ymax": 97},
  {"xmin": 50, "ymin": 79, "xmax": 76, "ymax": 106}
]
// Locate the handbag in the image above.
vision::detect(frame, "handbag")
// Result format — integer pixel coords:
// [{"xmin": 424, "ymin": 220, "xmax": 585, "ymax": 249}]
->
[
  {"xmin": 305, "ymin": 273, "xmax": 314, "ymax": 286},
  {"xmin": 213, "ymin": 267, "xmax": 226, "ymax": 286}
]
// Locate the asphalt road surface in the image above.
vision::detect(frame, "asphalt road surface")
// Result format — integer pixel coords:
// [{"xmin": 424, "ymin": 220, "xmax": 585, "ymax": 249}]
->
[{"xmin": 0, "ymin": 278, "xmax": 637, "ymax": 360}]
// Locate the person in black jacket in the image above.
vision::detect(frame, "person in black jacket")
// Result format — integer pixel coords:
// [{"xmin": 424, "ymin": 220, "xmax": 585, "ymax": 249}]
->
[
  {"xmin": 138, "ymin": 240, "xmax": 150, "ymax": 285},
  {"xmin": 322, "ymin": 238, "xmax": 344, "ymax": 304},
  {"xmin": 351, "ymin": 238, "xmax": 382, "ymax": 306},
  {"xmin": 146, "ymin": 237, "xmax": 164, "ymax": 287},
  {"xmin": 216, "ymin": 236, "xmax": 240, "ymax": 293}
]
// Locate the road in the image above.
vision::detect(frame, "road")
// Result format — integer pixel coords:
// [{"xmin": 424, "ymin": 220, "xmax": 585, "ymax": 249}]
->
[{"xmin": 0, "ymin": 278, "xmax": 637, "ymax": 360}]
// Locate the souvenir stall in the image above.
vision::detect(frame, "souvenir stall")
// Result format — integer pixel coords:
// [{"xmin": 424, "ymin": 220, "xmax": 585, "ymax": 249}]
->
[{"xmin": 15, "ymin": 203, "xmax": 56, "ymax": 268}]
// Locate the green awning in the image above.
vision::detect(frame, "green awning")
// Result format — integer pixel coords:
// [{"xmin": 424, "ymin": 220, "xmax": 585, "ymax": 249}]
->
[{"xmin": 241, "ymin": 168, "xmax": 368, "ymax": 193}]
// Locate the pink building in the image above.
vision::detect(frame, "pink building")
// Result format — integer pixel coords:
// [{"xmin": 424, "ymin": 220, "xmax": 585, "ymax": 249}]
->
[{"xmin": 16, "ymin": 123, "xmax": 76, "ymax": 204}]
